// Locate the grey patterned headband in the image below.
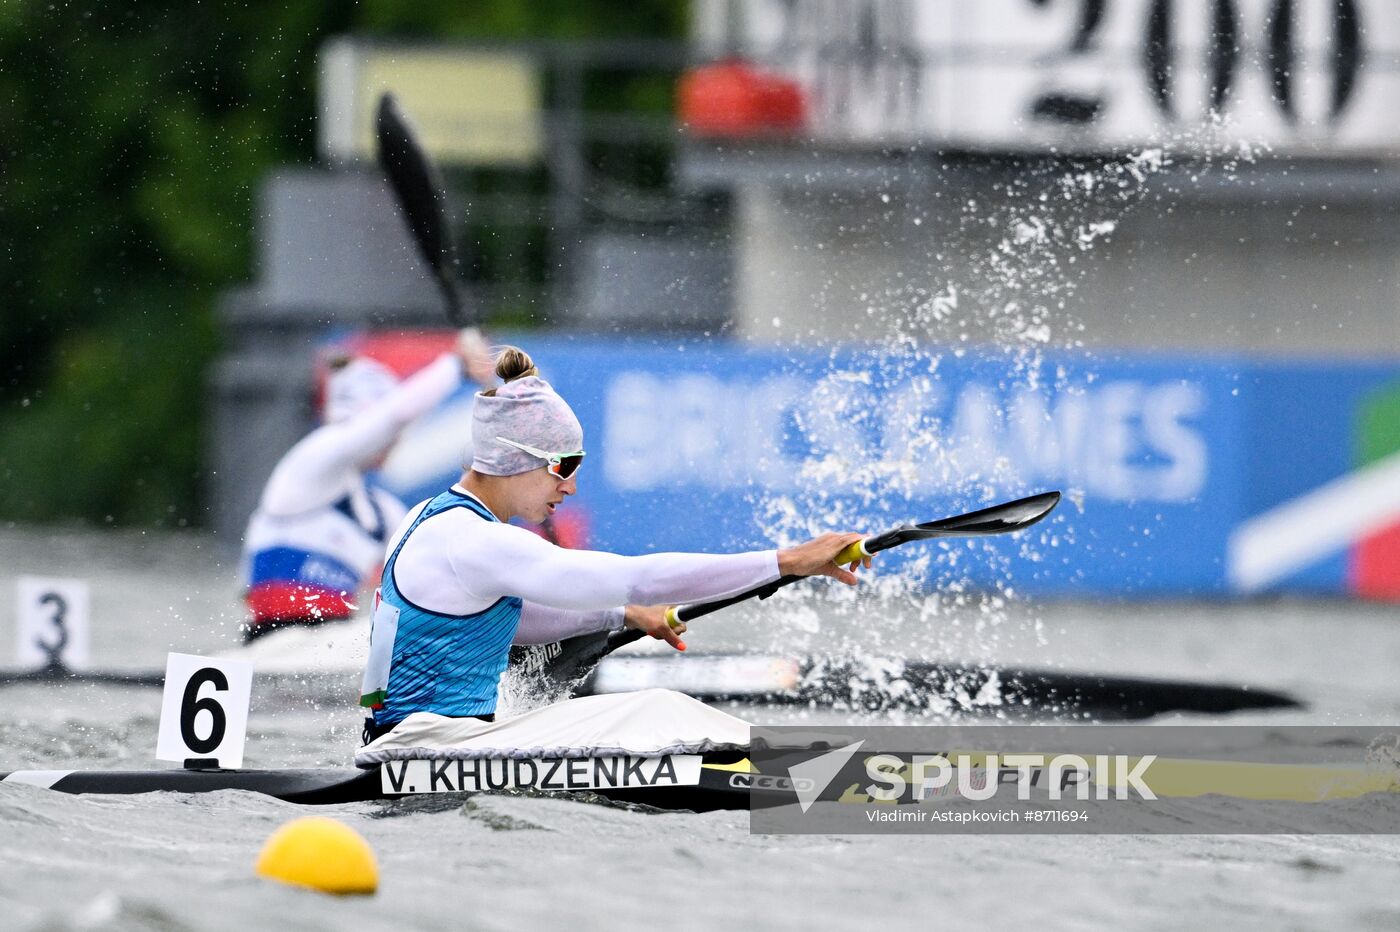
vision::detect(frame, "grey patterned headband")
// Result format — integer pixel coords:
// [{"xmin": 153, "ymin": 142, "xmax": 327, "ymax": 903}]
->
[{"xmin": 470, "ymin": 376, "xmax": 584, "ymax": 476}]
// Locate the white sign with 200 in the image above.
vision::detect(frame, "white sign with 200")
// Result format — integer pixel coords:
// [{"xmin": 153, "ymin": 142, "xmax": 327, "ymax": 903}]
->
[{"xmin": 697, "ymin": 0, "xmax": 1398, "ymax": 153}]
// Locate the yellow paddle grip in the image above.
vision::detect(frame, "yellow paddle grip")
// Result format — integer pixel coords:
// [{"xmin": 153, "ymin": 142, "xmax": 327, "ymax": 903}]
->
[
  {"xmin": 835, "ymin": 539, "xmax": 870, "ymax": 566},
  {"xmin": 664, "ymin": 605, "xmax": 682, "ymax": 629}
]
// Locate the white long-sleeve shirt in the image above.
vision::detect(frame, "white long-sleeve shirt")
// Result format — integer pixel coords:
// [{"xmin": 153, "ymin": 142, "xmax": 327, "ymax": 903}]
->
[{"xmin": 386, "ymin": 487, "xmax": 781, "ymax": 643}]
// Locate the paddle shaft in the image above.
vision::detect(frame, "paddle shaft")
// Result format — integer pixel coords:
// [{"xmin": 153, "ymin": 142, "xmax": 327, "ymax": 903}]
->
[
  {"xmin": 663, "ymin": 490, "xmax": 1060, "ymax": 628},
  {"xmin": 628, "ymin": 531, "xmax": 902, "ymax": 643},
  {"xmin": 609, "ymin": 490, "xmax": 1061, "ymax": 650},
  {"xmin": 663, "ymin": 531, "xmax": 906, "ymax": 627}
]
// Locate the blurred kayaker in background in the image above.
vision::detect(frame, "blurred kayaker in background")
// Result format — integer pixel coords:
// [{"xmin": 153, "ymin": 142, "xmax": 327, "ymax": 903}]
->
[{"xmin": 238, "ymin": 330, "xmax": 494, "ymax": 642}]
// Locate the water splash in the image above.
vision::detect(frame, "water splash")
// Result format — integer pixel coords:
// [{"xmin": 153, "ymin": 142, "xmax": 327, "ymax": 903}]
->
[{"xmin": 749, "ymin": 140, "xmax": 1257, "ymax": 716}]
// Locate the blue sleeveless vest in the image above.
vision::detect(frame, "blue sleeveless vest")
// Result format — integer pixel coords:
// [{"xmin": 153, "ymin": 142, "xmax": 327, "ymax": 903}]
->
[{"xmin": 360, "ymin": 489, "xmax": 522, "ymax": 725}]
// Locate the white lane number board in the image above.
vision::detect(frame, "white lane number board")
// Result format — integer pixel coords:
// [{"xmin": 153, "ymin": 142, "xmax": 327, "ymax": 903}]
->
[
  {"xmin": 157, "ymin": 653, "xmax": 254, "ymax": 768},
  {"xmin": 15, "ymin": 576, "xmax": 90, "ymax": 670}
]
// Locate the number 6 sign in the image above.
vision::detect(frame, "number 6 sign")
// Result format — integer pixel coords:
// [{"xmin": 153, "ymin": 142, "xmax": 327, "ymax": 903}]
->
[{"xmin": 156, "ymin": 653, "xmax": 254, "ymax": 768}]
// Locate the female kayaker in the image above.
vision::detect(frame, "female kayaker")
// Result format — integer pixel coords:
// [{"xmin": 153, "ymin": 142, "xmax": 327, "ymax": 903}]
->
[
  {"xmin": 360, "ymin": 345, "xmax": 869, "ymax": 736},
  {"xmin": 241, "ymin": 330, "xmax": 493, "ymax": 641}
]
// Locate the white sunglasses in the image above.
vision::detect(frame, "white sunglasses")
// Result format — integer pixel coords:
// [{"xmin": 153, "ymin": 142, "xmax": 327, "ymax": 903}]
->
[{"xmin": 496, "ymin": 437, "xmax": 586, "ymax": 479}]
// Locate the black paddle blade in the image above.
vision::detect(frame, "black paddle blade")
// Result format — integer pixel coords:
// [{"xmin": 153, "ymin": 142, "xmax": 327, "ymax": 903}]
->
[
  {"xmin": 507, "ymin": 631, "xmax": 615, "ymax": 697},
  {"xmin": 375, "ymin": 93, "xmax": 467, "ymax": 326},
  {"xmin": 868, "ymin": 490, "xmax": 1061, "ymax": 553}
]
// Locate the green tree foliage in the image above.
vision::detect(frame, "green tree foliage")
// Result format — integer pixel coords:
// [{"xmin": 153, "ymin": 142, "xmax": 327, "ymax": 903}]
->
[{"xmin": 0, "ymin": 0, "xmax": 686, "ymax": 526}]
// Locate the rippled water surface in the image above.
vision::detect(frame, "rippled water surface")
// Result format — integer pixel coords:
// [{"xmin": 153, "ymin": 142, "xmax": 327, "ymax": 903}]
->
[{"xmin": 2, "ymin": 527, "xmax": 1399, "ymax": 931}]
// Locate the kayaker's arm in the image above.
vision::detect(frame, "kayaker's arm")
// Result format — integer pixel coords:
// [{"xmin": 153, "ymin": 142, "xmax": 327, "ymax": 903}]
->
[
  {"xmin": 511, "ymin": 601, "xmax": 624, "ymax": 645},
  {"xmin": 261, "ymin": 354, "xmax": 464, "ymax": 514},
  {"xmin": 476, "ymin": 523, "xmax": 784, "ymax": 610},
  {"xmin": 395, "ymin": 511, "xmax": 781, "ymax": 614},
  {"xmin": 463, "ymin": 526, "xmax": 780, "ymax": 610}
]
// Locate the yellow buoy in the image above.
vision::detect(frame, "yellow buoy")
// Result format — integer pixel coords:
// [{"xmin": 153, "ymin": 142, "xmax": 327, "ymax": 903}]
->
[{"xmin": 255, "ymin": 816, "xmax": 378, "ymax": 895}]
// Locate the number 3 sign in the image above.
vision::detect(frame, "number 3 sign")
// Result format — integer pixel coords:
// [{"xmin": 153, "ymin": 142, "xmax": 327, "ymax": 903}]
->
[
  {"xmin": 156, "ymin": 653, "xmax": 254, "ymax": 768},
  {"xmin": 15, "ymin": 576, "xmax": 90, "ymax": 670}
]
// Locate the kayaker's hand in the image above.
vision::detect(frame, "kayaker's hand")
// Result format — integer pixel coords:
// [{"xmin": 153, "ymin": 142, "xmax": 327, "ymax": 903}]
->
[
  {"xmin": 624, "ymin": 604, "xmax": 686, "ymax": 651},
  {"xmin": 777, "ymin": 532, "xmax": 871, "ymax": 585},
  {"xmin": 456, "ymin": 328, "xmax": 496, "ymax": 388}
]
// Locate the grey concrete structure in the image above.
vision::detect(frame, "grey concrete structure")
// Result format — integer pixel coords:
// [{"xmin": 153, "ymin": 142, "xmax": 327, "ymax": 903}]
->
[
  {"xmin": 575, "ymin": 232, "xmax": 731, "ymax": 332},
  {"xmin": 681, "ymin": 146, "xmax": 1400, "ymax": 357}
]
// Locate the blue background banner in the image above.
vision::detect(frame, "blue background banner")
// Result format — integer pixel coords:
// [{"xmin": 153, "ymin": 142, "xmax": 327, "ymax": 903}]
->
[{"xmin": 369, "ymin": 335, "xmax": 1399, "ymax": 598}]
